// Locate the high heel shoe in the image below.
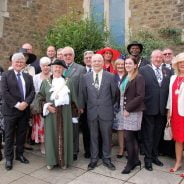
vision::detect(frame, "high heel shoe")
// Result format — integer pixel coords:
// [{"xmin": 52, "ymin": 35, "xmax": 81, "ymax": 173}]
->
[
  {"xmin": 180, "ymin": 173, "xmax": 184, "ymax": 178},
  {"xmin": 132, "ymin": 160, "xmax": 141, "ymax": 170},
  {"xmin": 121, "ymin": 161, "xmax": 141, "ymax": 174},
  {"xmin": 169, "ymin": 166, "xmax": 182, "ymax": 173},
  {"xmin": 116, "ymin": 154, "xmax": 123, "ymax": 158}
]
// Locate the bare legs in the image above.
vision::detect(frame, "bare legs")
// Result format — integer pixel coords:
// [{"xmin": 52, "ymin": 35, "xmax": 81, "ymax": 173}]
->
[{"xmin": 171, "ymin": 142, "xmax": 183, "ymax": 172}]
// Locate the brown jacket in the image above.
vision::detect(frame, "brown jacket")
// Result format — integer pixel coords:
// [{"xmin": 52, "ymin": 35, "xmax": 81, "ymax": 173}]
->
[{"xmin": 123, "ymin": 74, "xmax": 145, "ymax": 112}]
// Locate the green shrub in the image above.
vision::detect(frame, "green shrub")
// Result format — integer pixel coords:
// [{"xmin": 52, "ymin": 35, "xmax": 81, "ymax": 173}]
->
[{"xmin": 45, "ymin": 12, "xmax": 109, "ymax": 64}]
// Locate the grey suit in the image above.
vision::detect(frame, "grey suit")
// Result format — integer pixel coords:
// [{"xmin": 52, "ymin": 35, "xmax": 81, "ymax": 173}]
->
[
  {"xmin": 64, "ymin": 62, "xmax": 85, "ymax": 156},
  {"xmin": 79, "ymin": 70, "xmax": 117, "ymax": 162}
]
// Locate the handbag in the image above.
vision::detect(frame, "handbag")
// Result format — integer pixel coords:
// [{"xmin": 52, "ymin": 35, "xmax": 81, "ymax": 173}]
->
[{"xmin": 164, "ymin": 122, "xmax": 172, "ymax": 141}]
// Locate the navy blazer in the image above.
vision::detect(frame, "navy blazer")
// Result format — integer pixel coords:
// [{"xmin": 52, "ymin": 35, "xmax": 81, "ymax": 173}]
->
[
  {"xmin": 1, "ymin": 70, "xmax": 35, "ymax": 116},
  {"xmin": 139, "ymin": 64, "xmax": 172, "ymax": 115}
]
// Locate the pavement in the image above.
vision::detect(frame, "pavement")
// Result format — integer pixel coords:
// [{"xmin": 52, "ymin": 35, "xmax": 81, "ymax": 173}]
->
[{"xmin": 0, "ymin": 135, "xmax": 184, "ymax": 184}]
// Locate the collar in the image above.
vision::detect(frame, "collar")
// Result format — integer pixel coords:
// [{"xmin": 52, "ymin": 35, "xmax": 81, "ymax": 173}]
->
[
  {"xmin": 93, "ymin": 69, "xmax": 103, "ymax": 75},
  {"xmin": 152, "ymin": 64, "xmax": 162, "ymax": 70},
  {"xmin": 14, "ymin": 70, "xmax": 23, "ymax": 75}
]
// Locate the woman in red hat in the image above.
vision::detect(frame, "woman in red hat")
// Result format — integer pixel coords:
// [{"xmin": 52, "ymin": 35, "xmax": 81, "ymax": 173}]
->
[{"xmin": 96, "ymin": 47, "xmax": 121, "ymax": 74}]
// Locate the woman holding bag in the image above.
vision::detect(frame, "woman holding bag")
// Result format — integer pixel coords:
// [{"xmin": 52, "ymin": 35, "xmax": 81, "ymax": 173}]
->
[{"xmin": 167, "ymin": 53, "xmax": 184, "ymax": 177}]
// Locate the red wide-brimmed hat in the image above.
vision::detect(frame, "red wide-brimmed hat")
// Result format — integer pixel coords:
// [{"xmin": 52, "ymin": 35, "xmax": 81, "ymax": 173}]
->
[{"xmin": 96, "ymin": 47, "xmax": 121, "ymax": 61}]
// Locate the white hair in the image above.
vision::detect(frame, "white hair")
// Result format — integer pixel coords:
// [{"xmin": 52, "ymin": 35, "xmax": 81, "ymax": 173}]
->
[
  {"xmin": 12, "ymin": 53, "xmax": 25, "ymax": 62},
  {"xmin": 84, "ymin": 51, "xmax": 94, "ymax": 57},
  {"xmin": 39, "ymin": 56, "xmax": 51, "ymax": 66},
  {"xmin": 91, "ymin": 54, "xmax": 104, "ymax": 62},
  {"xmin": 62, "ymin": 46, "xmax": 75, "ymax": 56}
]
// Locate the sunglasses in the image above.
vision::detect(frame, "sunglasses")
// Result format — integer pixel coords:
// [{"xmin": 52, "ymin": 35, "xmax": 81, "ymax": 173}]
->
[{"xmin": 163, "ymin": 53, "xmax": 172, "ymax": 56}]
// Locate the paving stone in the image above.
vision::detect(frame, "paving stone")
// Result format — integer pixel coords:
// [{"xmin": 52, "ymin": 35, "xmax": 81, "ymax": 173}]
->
[
  {"xmin": 128, "ymin": 168, "xmax": 182, "ymax": 184},
  {"xmin": 68, "ymin": 172, "xmax": 124, "ymax": 184},
  {"xmin": 0, "ymin": 165, "xmax": 24, "ymax": 184},
  {"xmin": 91, "ymin": 160, "xmax": 140, "ymax": 181},
  {"xmin": 10, "ymin": 175, "xmax": 49, "ymax": 184},
  {"xmin": 30, "ymin": 166, "xmax": 86, "ymax": 184}
]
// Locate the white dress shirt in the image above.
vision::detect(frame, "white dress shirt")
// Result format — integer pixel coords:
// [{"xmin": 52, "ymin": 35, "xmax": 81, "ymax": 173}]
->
[
  {"xmin": 14, "ymin": 70, "xmax": 26, "ymax": 108},
  {"xmin": 93, "ymin": 69, "xmax": 103, "ymax": 88}
]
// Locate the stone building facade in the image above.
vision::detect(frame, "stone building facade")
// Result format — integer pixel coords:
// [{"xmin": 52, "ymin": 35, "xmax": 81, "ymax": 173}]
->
[
  {"xmin": 0, "ymin": 0, "xmax": 183, "ymax": 68},
  {"xmin": 0, "ymin": 0, "xmax": 83, "ymax": 68}
]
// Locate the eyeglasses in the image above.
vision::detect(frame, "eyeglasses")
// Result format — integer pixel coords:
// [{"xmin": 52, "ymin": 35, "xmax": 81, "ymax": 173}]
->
[
  {"xmin": 63, "ymin": 53, "xmax": 73, "ymax": 56},
  {"xmin": 163, "ymin": 53, "xmax": 172, "ymax": 56}
]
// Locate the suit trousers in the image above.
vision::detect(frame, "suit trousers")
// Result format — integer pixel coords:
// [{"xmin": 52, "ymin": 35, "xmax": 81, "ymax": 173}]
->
[
  {"xmin": 142, "ymin": 114, "xmax": 165, "ymax": 163},
  {"xmin": 79, "ymin": 109, "xmax": 90, "ymax": 155},
  {"xmin": 4, "ymin": 112, "xmax": 29, "ymax": 161},
  {"xmin": 88, "ymin": 116, "xmax": 112, "ymax": 163},
  {"xmin": 73, "ymin": 123, "xmax": 79, "ymax": 155}
]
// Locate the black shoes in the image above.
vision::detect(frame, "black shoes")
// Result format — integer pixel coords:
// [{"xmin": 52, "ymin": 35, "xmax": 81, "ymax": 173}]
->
[
  {"xmin": 73, "ymin": 154, "xmax": 78, "ymax": 161},
  {"xmin": 145, "ymin": 162, "xmax": 153, "ymax": 171},
  {"xmin": 116, "ymin": 154, "xmax": 123, "ymax": 159},
  {"xmin": 88, "ymin": 162, "xmax": 97, "ymax": 170},
  {"xmin": 84, "ymin": 152, "xmax": 90, "ymax": 159},
  {"xmin": 5, "ymin": 160, "xmax": 13, "ymax": 171},
  {"xmin": 122, "ymin": 161, "xmax": 141, "ymax": 174},
  {"xmin": 103, "ymin": 161, "xmax": 116, "ymax": 171},
  {"xmin": 152, "ymin": 158, "xmax": 163, "ymax": 166},
  {"xmin": 0, "ymin": 150, "xmax": 2, "ymax": 161},
  {"xmin": 16, "ymin": 155, "xmax": 29, "ymax": 164}
]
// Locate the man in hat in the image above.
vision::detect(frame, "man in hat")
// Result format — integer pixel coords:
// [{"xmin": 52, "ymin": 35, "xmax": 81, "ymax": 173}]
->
[
  {"xmin": 127, "ymin": 41, "xmax": 149, "ymax": 68},
  {"xmin": 2, "ymin": 53, "xmax": 35, "ymax": 170}
]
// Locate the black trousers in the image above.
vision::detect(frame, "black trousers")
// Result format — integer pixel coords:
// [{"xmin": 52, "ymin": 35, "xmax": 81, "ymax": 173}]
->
[
  {"xmin": 79, "ymin": 109, "xmax": 90, "ymax": 155},
  {"xmin": 142, "ymin": 114, "xmax": 165, "ymax": 163},
  {"xmin": 124, "ymin": 130, "xmax": 139, "ymax": 167},
  {"xmin": 4, "ymin": 112, "xmax": 29, "ymax": 161}
]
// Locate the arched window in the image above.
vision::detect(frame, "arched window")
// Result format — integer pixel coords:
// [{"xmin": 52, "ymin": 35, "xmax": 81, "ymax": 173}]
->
[
  {"xmin": 83, "ymin": 0, "xmax": 129, "ymax": 45},
  {"xmin": 0, "ymin": 0, "xmax": 9, "ymax": 38}
]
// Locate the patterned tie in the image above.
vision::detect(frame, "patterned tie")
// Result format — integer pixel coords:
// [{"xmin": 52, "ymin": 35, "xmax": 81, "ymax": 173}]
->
[
  {"xmin": 94, "ymin": 73, "xmax": 99, "ymax": 89},
  {"xmin": 155, "ymin": 68, "xmax": 162, "ymax": 86},
  {"xmin": 17, "ymin": 72, "xmax": 24, "ymax": 100}
]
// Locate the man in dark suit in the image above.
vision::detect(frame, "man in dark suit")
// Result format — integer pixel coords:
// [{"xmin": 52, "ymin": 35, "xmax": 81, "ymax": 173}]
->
[
  {"xmin": 79, "ymin": 51, "xmax": 94, "ymax": 158},
  {"xmin": 2, "ymin": 53, "xmax": 35, "ymax": 170},
  {"xmin": 79, "ymin": 54, "xmax": 118, "ymax": 171},
  {"xmin": 139, "ymin": 50, "xmax": 172, "ymax": 171},
  {"xmin": 62, "ymin": 46, "xmax": 85, "ymax": 160}
]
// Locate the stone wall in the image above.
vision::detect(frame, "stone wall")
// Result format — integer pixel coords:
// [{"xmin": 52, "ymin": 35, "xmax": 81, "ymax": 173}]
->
[
  {"xmin": 129, "ymin": 0, "xmax": 184, "ymax": 31},
  {"xmin": 0, "ymin": 0, "xmax": 83, "ymax": 69},
  {"xmin": 129, "ymin": 0, "xmax": 184, "ymax": 54}
]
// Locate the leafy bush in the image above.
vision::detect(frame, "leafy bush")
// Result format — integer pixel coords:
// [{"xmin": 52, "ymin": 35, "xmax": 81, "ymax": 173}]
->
[{"xmin": 45, "ymin": 13, "xmax": 109, "ymax": 64}]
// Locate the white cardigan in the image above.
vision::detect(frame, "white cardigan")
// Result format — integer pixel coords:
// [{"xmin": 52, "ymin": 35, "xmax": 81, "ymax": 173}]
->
[{"xmin": 166, "ymin": 75, "xmax": 184, "ymax": 116}]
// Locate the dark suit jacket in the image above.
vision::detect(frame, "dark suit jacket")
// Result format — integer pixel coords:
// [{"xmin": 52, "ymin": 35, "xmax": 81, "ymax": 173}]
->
[
  {"xmin": 124, "ymin": 74, "xmax": 145, "ymax": 112},
  {"xmin": 79, "ymin": 70, "xmax": 118, "ymax": 121},
  {"xmin": 1, "ymin": 70, "xmax": 35, "ymax": 116},
  {"xmin": 139, "ymin": 57, "xmax": 150, "ymax": 68},
  {"xmin": 139, "ymin": 64, "xmax": 172, "ymax": 115}
]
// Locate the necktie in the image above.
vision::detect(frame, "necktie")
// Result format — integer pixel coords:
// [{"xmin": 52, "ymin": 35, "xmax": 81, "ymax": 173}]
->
[
  {"xmin": 17, "ymin": 72, "xmax": 24, "ymax": 100},
  {"xmin": 88, "ymin": 68, "xmax": 92, "ymax": 73},
  {"xmin": 94, "ymin": 73, "xmax": 99, "ymax": 89},
  {"xmin": 155, "ymin": 68, "xmax": 162, "ymax": 86}
]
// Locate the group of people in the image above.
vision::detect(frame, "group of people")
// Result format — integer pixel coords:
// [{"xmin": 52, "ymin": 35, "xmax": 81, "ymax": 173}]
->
[{"xmin": 0, "ymin": 41, "xmax": 183, "ymax": 178}]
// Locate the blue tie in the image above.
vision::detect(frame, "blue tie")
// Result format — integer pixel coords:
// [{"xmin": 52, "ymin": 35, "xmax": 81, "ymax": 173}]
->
[{"xmin": 17, "ymin": 72, "xmax": 24, "ymax": 100}]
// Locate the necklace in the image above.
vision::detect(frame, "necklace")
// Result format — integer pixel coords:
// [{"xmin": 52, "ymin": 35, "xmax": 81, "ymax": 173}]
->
[{"xmin": 175, "ymin": 76, "xmax": 184, "ymax": 95}]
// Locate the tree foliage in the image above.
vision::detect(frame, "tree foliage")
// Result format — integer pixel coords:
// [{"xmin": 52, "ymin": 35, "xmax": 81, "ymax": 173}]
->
[{"xmin": 45, "ymin": 13, "xmax": 109, "ymax": 64}]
